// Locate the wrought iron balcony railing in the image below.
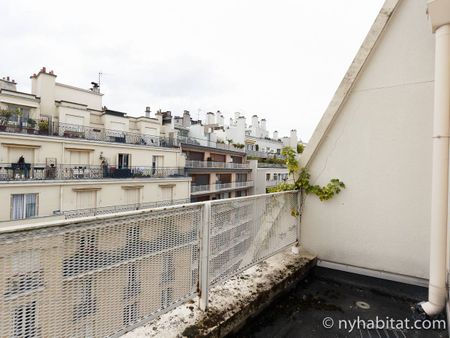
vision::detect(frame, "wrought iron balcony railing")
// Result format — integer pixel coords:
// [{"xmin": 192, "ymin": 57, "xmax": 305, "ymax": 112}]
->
[
  {"xmin": 246, "ymin": 150, "xmax": 285, "ymax": 159},
  {"xmin": 177, "ymin": 135, "xmax": 246, "ymax": 153},
  {"xmin": 0, "ymin": 121, "xmax": 250, "ymax": 154},
  {"xmin": 185, "ymin": 160, "xmax": 250, "ymax": 169},
  {"xmin": 191, "ymin": 181, "xmax": 254, "ymax": 193},
  {"xmin": 0, "ymin": 164, "xmax": 186, "ymax": 181},
  {"xmin": 0, "ymin": 121, "xmax": 179, "ymax": 149}
]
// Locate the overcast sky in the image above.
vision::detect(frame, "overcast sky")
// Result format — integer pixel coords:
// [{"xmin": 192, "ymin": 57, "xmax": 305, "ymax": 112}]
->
[{"xmin": 1, "ymin": 0, "xmax": 383, "ymax": 141}]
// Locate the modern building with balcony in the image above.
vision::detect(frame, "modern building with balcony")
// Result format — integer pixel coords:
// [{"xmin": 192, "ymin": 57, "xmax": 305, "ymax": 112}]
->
[
  {"xmin": 250, "ymin": 160, "xmax": 291, "ymax": 195},
  {"xmin": 172, "ymin": 111, "xmax": 253, "ymax": 201},
  {"xmin": 0, "ymin": 69, "xmax": 190, "ymax": 224}
]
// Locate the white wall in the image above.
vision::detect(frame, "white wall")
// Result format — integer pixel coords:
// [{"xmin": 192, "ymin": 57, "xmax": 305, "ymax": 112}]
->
[{"xmin": 301, "ymin": 0, "xmax": 434, "ymax": 279}]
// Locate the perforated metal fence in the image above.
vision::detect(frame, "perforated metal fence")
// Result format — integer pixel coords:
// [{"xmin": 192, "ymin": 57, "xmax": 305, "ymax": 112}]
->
[
  {"xmin": 208, "ymin": 192, "xmax": 299, "ymax": 285},
  {"xmin": 0, "ymin": 191, "xmax": 299, "ymax": 337}
]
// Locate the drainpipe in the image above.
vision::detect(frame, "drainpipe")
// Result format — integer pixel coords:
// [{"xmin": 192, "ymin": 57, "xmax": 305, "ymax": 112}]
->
[{"xmin": 418, "ymin": 4, "xmax": 450, "ymax": 316}]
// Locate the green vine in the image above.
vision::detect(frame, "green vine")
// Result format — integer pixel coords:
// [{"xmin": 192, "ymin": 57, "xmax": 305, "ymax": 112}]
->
[{"xmin": 267, "ymin": 146, "xmax": 345, "ymax": 201}]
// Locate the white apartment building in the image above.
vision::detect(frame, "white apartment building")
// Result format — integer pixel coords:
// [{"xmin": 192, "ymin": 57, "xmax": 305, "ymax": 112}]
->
[
  {"xmin": 249, "ymin": 160, "xmax": 291, "ymax": 195},
  {"xmin": 0, "ymin": 68, "xmax": 190, "ymax": 224}
]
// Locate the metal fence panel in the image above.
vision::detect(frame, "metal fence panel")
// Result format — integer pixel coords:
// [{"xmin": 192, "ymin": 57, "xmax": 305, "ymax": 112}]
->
[
  {"xmin": 0, "ymin": 191, "xmax": 299, "ymax": 337},
  {"xmin": 208, "ymin": 191, "xmax": 298, "ymax": 286},
  {"xmin": 0, "ymin": 205, "xmax": 201, "ymax": 338}
]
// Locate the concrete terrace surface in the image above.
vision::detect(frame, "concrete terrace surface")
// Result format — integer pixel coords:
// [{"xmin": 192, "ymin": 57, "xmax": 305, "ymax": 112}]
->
[
  {"xmin": 122, "ymin": 249, "xmax": 316, "ymax": 338},
  {"xmin": 229, "ymin": 267, "xmax": 448, "ymax": 338}
]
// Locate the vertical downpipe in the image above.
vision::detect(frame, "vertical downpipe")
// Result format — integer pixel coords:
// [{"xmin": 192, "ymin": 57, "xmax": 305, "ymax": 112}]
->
[{"xmin": 420, "ymin": 24, "xmax": 450, "ymax": 317}]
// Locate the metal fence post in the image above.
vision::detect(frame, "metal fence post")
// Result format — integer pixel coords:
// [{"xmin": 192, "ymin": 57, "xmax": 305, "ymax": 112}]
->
[{"xmin": 199, "ymin": 201, "xmax": 211, "ymax": 311}]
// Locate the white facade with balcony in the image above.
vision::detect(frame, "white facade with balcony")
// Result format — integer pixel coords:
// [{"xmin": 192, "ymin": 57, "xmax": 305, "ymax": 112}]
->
[{"xmin": 0, "ymin": 69, "xmax": 190, "ymax": 224}]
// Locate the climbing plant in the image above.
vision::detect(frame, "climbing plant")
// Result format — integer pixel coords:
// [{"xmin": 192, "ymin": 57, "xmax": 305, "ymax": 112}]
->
[{"xmin": 268, "ymin": 146, "xmax": 345, "ymax": 201}]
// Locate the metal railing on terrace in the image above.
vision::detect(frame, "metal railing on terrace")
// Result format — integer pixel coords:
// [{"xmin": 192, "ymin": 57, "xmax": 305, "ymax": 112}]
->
[
  {"xmin": 178, "ymin": 135, "xmax": 246, "ymax": 153},
  {"xmin": 246, "ymin": 150, "xmax": 285, "ymax": 159},
  {"xmin": 257, "ymin": 163, "xmax": 287, "ymax": 168},
  {"xmin": 0, "ymin": 191, "xmax": 299, "ymax": 337},
  {"xmin": 266, "ymin": 179, "xmax": 286, "ymax": 187},
  {"xmin": 0, "ymin": 164, "xmax": 186, "ymax": 181},
  {"xmin": 0, "ymin": 122, "xmax": 178, "ymax": 149},
  {"xmin": 191, "ymin": 180, "xmax": 254, "ymax": 193},
  {"xmin": 185, "ymin": 160, "xmax": 250, "ymax": 169}
]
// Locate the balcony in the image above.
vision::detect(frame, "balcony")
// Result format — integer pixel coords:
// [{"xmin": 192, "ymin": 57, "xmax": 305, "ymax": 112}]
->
[
  {"xmin": 191, "ymin": 181, "xmax": 254, "ymax": 194},
  {"xmin": 257, "ymin": 162, "xmax": 287, "ymax": 168},
  {"xmin": 246, "ymin": 149, "xmax": 285, "ymax": 159},
  {"xmin": 185, "ymin": 160, "xmax": 250, "ymax": 170},
  {"xmin": 0, "ymin": 121, "xmax": 178, "ymax": 149},
  {"xmin": 178, "ymin": 135, "xmax": 246, "ymax": 153},
  {"xmin": 0, "ymin": 164, "xmax": 186, "ymax": 181}
]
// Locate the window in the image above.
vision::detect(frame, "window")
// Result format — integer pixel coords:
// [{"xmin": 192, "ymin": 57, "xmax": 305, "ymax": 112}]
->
[
  {"xmin": 161, "ymin": 187, "xmax": 173, "ymax": 202},
  {"xmin": 118, "ymin": 153, "xmax": 130, "ymax": 169},
  {"xmin": 8, "ymin": 105, "xmax": 30, "ymax": 123},
  {"xmin": 76, "ymin": 191, "xmax": 97, "ymax": 209},
  {"xmin": 123, "ymin": 302, "xmax": 138, "ymax": 326},
  {"xmin": 266, "ymin": 174, "xmax": 270, "ymax": 181},
  {"xmin": 14, "ymin": 301, "xmax": 37, "ymax": 338},
  {"xmin": 274, "ymin": 174, "xmax": 278, "ymax": 181},
  {"xmin": 152, "ymin": 155, "xmax": 164, "ymax": 169},
  {"xmin": 11, "ymin": 194, "xmax": 38, "ymax": 220}
]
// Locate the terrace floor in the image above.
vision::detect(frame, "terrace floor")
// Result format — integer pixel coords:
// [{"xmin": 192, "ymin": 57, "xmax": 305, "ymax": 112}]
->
[{"xmin": 229, "ymin": 267, "xmax": 448, "ymax": 338}]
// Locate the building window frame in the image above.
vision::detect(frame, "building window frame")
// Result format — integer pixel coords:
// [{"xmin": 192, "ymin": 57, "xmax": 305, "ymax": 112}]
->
[{"xmin": 10, "ymin": 193, "xmax": 38, "ymax": 220}]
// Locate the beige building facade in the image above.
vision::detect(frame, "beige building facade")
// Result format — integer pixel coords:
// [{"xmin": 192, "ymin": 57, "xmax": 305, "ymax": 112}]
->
[{"xmin": 0, "ymin": 68, "xmax": 190, "ymax": 223}]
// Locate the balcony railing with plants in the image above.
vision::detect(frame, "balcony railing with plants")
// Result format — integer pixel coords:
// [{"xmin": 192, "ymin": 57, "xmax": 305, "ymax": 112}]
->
[
  {"xmin": 0, "ymin": 164, "xmax": 186, "ymax": 181},
  {"xmin": 185, "ymin": 160, "xmax": 250, "ymax": 169},
  {"xmin": 0, "ymin": 113, "xmax": 179, "ymax": 149},
  {"xmin": 191, "ymin": 181, "xmax": 254, "ymax": 193},
  {"xmin": 178, "ymin": 135, "xmax": 246, "ymax": 153},
  {"xmin": 246, "ymin": 149, "xmax": 285, "ymax": 159}
]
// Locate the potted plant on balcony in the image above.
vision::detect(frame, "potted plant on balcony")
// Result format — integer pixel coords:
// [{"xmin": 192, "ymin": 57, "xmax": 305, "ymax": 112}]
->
[
  {"xmin": 27, "ymin": 118, "xmax": 37, "ymax": 134},
  {"xmin": 38, "ymin": 119, "xmax": 49, "ymax": 135},
  {"xmin": 0, "ymin": 109, "xmax": 12, "ymax": 131}
]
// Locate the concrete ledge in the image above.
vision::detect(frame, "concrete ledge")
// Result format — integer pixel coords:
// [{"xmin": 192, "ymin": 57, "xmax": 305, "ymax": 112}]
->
[{"xmin": 123, "ymin": 248, "xmax": 316, "ymax": 338}]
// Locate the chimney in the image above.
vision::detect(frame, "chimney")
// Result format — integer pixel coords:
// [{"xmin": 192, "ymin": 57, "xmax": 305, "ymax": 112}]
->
[
  {"xmin": 251, "ymin": 115, "xmax": 259, "ymax": 127},
  {"xmin": 216, "ymin": 110, "xmax": 224, "ymax": 126},
  {"xmin": 206, "ymin": 112, "xmax": 215, "ymax": 125},
  {"xmin": 145, "ymin": 106, "xmax": 151, "ymax": 118},
  {"xmin": 183, "ymin": 110, "xmax": 191, "ymax": 127},
  {"xmin": 261, "ymin": 118, "xmax": 267, "ymax": 131},
  {"xmin": 273, "ymin": 131, "xmax": 279, "ymax": 139}
]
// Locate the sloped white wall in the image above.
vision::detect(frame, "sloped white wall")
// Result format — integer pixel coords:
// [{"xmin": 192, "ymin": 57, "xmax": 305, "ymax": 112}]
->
[{"xmin": 301, "ymin": 0, "xmax": 435, "ymax": 279}]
